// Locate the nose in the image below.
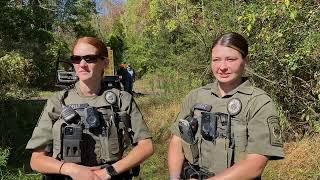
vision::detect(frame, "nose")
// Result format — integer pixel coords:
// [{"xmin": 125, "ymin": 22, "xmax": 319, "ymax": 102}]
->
[
  {"xmin": 219, "ymin": 60, "xmax": 228, "ymax": 71},
  {"xmin": 79, "ymin": 59, "xmax": 88, "ymax": 67}
]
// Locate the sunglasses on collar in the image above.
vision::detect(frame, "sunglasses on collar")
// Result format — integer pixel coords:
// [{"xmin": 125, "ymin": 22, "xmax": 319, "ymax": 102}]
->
[{"xmin": 70, "ymin": 54, "xmax": 104, "ymax": 64}]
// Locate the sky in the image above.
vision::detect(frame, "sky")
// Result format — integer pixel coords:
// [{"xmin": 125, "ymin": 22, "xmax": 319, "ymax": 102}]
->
[{"xmin": 94, "ymin": 0, "xmax": 126, "ymax": 15}]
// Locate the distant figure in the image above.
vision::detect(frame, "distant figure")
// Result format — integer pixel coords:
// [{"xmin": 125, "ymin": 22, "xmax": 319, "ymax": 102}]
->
[
  {"xmin": 117, "ymin": 64, "xmax": 132, "ymax": 94},
  {"xmin": 126, "ymin": 64, "xmax": 136, "ymax": 94}
]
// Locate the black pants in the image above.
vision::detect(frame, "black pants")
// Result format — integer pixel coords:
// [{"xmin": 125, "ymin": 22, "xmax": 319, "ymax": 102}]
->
[{"xmin": 42, "ymin": 171, "xmax": 132, "ymax": 180}]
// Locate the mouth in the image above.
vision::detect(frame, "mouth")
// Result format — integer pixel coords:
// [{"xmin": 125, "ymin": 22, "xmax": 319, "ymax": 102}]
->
[
  {"xmin": 218, "ymin": 73, "xmax": 230, "ymax": 78},
  {"xmin": 78, "ymin": 70, "xmax": 90, "ymax": 74}
]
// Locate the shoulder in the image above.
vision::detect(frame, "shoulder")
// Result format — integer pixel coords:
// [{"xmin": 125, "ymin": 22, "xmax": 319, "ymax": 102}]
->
[
  {"xmin": 247, "ymin": 86, "xmax": 277, "ymax": 115},
  {"xmin": 49, "ymin": 86, "xmax": 77, "ymax": 105},
  {"xmin": 187, "ymin": 83, "xmax": 213, "ymax": 97},
  {"xmin": 182, "ymin": 83, "xmax": 213, "ymax": 104},
  {"xmin": 47, "ymin": 90, "xmax": 64, "ymax": 106},
  {"xmin": 250, "ymin": 86, "xmax": 273, "ymax": 103}
]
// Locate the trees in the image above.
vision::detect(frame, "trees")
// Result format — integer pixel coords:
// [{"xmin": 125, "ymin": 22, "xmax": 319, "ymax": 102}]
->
[
  {"xmin": 0, "ymin": 0, "xmax": 100, "ymax": 96},
  {"xmin": 121, "ymin": 0, "xmax": 320, "ymax": 138}
]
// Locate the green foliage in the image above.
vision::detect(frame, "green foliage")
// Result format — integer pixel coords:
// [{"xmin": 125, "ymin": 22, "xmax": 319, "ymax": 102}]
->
[
  {"xmin": 143, "ymin": 67, "xmax": 203, "ymax": 97},
  {"xmin": 0, "ymin": 52, "xmax": 35, "ymax": 86},
  {"xmin": 0, "ymin": 147, "xmax": 9, "ymax": 167},
  {"xmin": 121, "ymin": 0, "xmax": 320, "ymax": 139}
]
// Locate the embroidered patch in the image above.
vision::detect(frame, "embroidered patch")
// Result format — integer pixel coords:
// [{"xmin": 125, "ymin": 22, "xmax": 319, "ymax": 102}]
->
[
  {"xmin": 267, "ymin": 116, "xmax": 283, "ymax": 147},
  {"xmin": 227, "ymin": 98, "xmax": 242, "ymax": 116}
]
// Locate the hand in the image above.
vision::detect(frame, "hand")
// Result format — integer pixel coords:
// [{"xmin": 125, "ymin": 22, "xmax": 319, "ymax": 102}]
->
[
  {"xmin": 62, "ymin": 163, "xmax": 102, "ymax": 180},
  {"xmin": 93, "ymin": 168, "xmax": 111, "ymax": 180}
]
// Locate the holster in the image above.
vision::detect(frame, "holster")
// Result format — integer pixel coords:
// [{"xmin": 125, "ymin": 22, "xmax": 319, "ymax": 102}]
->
[{"xmin": 181, "ymin": 162, "xmax": 214, "ymax": 180}]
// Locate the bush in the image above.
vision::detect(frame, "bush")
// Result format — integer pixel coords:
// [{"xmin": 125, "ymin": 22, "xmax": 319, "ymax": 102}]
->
[
  {"xmin": 0, "ymin": 52, "xmax": 35, "ymax": 87},
  {"xmin": 0, "ymin": 147, "xmax": 9, "ymax": 167}
]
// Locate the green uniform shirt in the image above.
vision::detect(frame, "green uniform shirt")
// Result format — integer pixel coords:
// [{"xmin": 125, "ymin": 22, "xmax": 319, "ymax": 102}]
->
[
  {"xmin": 26, "ymin": 82, "xmax": 152, "ymax": 152},
  {"xmin": 171, "ymin": 79, "xmax": 284, "ymax": 173}
]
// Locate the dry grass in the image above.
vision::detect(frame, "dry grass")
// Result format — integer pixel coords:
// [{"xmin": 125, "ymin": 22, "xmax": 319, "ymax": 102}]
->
[
  {"xmin": 263, "ymin": 136, "xmax": 320, "ymax": 180},
  {"xmin": 134, "ymin": 95, "xmax": 181, "ymax": 179},
  {"xmin": 137, "ymin": 96, "xmax": 180, "ymax": 141}
]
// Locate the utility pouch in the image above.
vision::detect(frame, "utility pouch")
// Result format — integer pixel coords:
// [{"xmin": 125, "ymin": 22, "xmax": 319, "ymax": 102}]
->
[
  {"xmin": 117, "ymin": 111, "xmax": 132, "ymax": 148},
  {"xmin": 83, "ymin": 106, "xmax": 100, "ymax": 129},
  {"xmin": 200, "ymin": 112, "xmax": 217, "ymax": 141},
  {"xmin": 179, "ymin": 119, "xmax": 195, "ymax": 144},
  {"xmin": 118, "ymin": 112, "xmax": 131, "ymax": 130},
  {"xmin": 179, "ymin": 119, "xmax": 199, "ymax": 164},
  {"xmin": 62, "ymin": 124, "xmax": 82, "ymax": 163}
]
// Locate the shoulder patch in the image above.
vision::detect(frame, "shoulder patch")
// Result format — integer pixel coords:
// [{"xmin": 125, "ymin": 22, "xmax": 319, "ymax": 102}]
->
[{"xmin": 267, "ymin": 116, "xmax": 283, "ymax": 147}]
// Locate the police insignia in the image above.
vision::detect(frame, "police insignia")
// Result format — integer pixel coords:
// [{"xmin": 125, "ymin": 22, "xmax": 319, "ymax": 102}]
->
[
  {"xmin": 227, "ymin": 98, "xmax": 242, "ymax": 116},
  {"xmin": 267, "ymin": 116, "xmax": 283, "ymax": 147},
  {"xmin": 105, "ymin": 91, "xmax": 117, "ymax": 105}
]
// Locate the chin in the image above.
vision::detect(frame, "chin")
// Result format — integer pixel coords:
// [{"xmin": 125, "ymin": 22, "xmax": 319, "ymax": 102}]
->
[
  {"xmin": 217, "ymin": 77, "xmax": 239, "ymax": 85},
  {"xmin": 78, "ymin": 76, "xmax": 92, "ymax": 82}
]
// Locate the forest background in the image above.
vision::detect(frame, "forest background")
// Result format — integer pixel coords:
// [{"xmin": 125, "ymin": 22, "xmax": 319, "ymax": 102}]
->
[{"xmin": 0, "ymin": 0, "xmax": 319, "ymax": 179}]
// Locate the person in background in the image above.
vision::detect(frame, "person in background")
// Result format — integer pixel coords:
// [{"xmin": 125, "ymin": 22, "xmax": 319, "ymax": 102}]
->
[
  {"xmin": 117, "ymin": 64, "xmax": 132, "ymax": 94},
  {"xmin": 126, "ymin": 64, "xmax": 136, "ymax": 94},
  {"xmin": 168, "ymin": 32, "xmax": 284, "ymax": 180},
  {"xmin": 26, "ymin": 36, "xmax": 153, "ymax": 180}
]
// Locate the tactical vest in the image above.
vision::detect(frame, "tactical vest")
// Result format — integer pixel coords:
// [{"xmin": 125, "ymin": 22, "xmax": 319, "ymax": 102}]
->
[
  {"xmin": 180, "ymin": 84, "xmax": 266, "ymax": 174},
  {"xmin": 51, "ymin": 87, "xmax": 132, "ymax": 166}
]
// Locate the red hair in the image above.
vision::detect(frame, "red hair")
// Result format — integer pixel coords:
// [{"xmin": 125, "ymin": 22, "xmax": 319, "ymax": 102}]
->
[{"xmin": 72, "ymin": 37, "xmax": 108, "ymax": 57}]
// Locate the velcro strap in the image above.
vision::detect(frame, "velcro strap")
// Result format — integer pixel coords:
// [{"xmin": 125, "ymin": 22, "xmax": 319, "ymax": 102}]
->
[{"xmin": 192, "ymin": 103, "xmax": 212, "ymax": 112}]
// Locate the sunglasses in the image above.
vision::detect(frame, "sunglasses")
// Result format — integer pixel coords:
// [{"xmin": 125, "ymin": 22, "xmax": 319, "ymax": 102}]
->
[{"xmin": 70, "ymin": 54, "xmax": 103, "ymax": 64}]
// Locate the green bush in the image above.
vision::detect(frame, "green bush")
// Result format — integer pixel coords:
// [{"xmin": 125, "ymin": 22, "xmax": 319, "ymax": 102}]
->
[
  {"xmin": 0, "ymin": 147, "xmax": 9, "ymax": 167},
  {"xmin": 0, "ymin": 52, "xmax": 35, "ymax": 87}
]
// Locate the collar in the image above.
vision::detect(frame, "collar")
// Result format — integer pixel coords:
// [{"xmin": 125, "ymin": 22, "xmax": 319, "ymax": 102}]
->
[{"xmin": 211, "ymin": 77, "xmax": 254, "ymax": 97}]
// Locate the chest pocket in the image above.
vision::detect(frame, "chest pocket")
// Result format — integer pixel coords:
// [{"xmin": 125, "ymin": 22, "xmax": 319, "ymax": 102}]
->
[
  {"xmin": 198, "ymin": 112, "xmax": 232, "ymax": 173},
  {"xmin": 94, "ymin": 107, "xmax": 122, "ymax": 163},
  {"xmin": 232, "ymin": 117, "xmax": 248, "ymax": 163}
]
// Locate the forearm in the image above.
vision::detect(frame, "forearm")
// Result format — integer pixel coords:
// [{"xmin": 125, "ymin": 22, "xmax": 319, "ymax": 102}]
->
[
  {"xmin": 168, "ymin": 135, "xmax": 185, "ymax": 179},
  {"xmin": 30, "ymin": 150, "xmax": 65, "ymax": 174},
  {"xmin": 112, "ymin": 138, "xmax": 153, "ymax": 174},
  {"xmin": 207, "ymin": 154, "xmax": 268, "ymax": 180},
  {"xmin": 31, "ymin": 149, "xmax": 102, "ymax": 180}
]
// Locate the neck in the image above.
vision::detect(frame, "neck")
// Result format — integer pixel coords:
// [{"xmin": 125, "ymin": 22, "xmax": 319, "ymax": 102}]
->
[
  {"xmin": 79, "ymin": 80, "xmax": 101, "ymax": 96},
  {"xmin": 218, "ymin": 78, "xmax": 243, "ymax": 97}
]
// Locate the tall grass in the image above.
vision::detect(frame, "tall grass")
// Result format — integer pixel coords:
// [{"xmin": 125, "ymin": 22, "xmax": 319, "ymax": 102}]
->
[
  {"xmin": 134, "ymin": 95, "xmax": 181, "ymax": 179},
  {"xmin": 0, "ymin": 99, "xmax": 45, "ymax": 179}
]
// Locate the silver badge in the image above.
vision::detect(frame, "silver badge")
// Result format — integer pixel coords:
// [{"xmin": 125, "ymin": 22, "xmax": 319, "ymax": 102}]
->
[
  {"xmin": 105, "ymin": 91, "xmax": 117, "ymax": 105},
  {"xmin": 227, "ymin": 98, "xmax": 242, "ymax": 116}
]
